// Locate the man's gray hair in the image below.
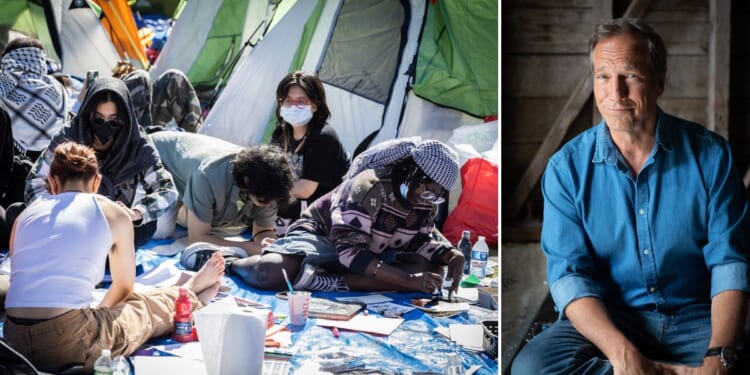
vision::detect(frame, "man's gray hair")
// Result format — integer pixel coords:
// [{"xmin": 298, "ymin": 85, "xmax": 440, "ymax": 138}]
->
[{"xmin": 589, "ymin": 18, "xmax": 667, "ymax": 81}]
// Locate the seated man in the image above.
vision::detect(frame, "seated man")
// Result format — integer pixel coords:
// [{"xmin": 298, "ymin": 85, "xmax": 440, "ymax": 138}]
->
[
  {"xmin": 149, "ymin": 131, "xmax": 294, "ymax": 256},
  {"xmin": 511, "ymin": 18, "xmax": 750, "ymax": 374},
  {"xmin": 226, "ymin": 139, "xmax": 466, "ymax": 294}
]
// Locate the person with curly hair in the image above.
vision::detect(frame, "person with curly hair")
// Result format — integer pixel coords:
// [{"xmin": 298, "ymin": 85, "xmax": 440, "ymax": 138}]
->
[
  {"xmin": 269, "ymin": 71, "xmax": 349, "ymax": 236},
  {"xmin": 149, "ymin": 131, "xmax": 295, "ymax": 257},
  {"xmin": 226, "ymin": 139, "xmax": 465, "ymax": 294}
]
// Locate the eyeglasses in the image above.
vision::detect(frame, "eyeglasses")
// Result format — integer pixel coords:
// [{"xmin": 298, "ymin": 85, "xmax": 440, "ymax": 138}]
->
[
  {"xmin": 91, "ymin": 115, "xmax": 124, "ymax": 128},
  {"xmin": 280, "ymin": 97, "xmax": 311, "ymax": 109},
  {"xmin": 419, "ymin": 183, "xmax": 446, "ymax": 204}
]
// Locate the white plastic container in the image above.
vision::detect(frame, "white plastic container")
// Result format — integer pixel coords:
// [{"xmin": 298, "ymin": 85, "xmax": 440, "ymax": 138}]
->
[
  {"xmin": 469, "ymin": 236, "xmax": 489, "ymax": 279},
  {"xmin": 93, "ymin": 349, "xmax": 113, "ymax": 375}
]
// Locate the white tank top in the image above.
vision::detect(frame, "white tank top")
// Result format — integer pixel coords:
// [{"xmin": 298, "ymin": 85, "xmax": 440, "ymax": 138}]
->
[{"xmin": 6, "ymin": 192, "xmax": 113, "ymax": 309}]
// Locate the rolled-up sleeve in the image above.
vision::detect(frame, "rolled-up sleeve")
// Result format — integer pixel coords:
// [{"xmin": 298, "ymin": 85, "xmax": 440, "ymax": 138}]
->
[
  {"xmin": 541, "ymin": 156, "xmax": 602, "ymax": 314},
  {"xmin": 702, "ymin": 139, "xmax": 750, "ymax": 296}
]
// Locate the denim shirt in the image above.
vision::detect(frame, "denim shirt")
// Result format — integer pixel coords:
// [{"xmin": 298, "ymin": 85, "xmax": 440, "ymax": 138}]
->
[{"xmin": 542, "ymin": 109, "xmax": 750, "ymax": 315}]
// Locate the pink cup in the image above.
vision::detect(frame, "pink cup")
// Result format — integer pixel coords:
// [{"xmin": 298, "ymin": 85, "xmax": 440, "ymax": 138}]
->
[{"xmin": 288, "ymin": 291, "xmax": 311, "ymax": 325}]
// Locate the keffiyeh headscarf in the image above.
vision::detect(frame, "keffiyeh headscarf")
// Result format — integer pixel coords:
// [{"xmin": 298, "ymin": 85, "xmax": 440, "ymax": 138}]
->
[
  {"xmin": 0, "ymin": 47, "xmax": 68, "ymax": 153},
  {"xmin": 346, "ymin": 137, "xmax": 459, "ymax": 190}
]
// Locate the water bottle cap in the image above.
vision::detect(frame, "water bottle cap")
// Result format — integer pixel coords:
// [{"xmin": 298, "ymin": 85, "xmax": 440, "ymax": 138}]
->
[
  {"xmin": 102, "ymin": 349, "xmax": 111, "ymax": 356},
  {"xmin": 462, "ymin": 230, "xmax": 470, "ymax": 236},
  {"xmin": 478, "ymin": 236, "xmax": 485, "ymax": 241}
]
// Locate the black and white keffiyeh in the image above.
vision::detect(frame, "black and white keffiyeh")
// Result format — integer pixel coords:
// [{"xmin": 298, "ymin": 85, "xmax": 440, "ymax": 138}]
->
[
  {"xmin": 0, "ymin": 47, "xmax": 69, "ymax": 153},
  {"xmin": 346, "ymin": 137, "xmax": 459, "ymax": 190}
]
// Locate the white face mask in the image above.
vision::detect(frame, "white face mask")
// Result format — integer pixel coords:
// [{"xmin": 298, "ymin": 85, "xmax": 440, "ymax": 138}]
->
[{"xmin": 280, "ymin": 105, "xmax": 313, "ymax": 127}]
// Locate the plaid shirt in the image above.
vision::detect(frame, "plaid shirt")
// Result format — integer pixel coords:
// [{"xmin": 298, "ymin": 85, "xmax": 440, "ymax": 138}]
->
[{"xmin": 26, "ymin": 149, "xmax": 178, "ymax": 225}]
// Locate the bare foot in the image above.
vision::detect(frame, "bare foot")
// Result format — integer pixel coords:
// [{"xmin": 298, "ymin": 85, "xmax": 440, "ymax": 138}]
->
[
  {"xmin": 183, "ymin": 252, "xmax": 225, "ymax": 294},
  {"xmin": 197, "ymin": 281, "xmax": 222, "ymax": 305}
]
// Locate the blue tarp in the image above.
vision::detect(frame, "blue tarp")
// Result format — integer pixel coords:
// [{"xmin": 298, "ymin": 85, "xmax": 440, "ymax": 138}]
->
[{"xmin": 1, "ymin": 233, "xmax": 499, "ymax": 373}]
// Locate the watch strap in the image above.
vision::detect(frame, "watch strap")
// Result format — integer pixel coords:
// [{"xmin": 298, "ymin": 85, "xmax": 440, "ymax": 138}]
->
[{"xmin": 705, "ymin": 346, "xmax": 723, "ymax": 357}]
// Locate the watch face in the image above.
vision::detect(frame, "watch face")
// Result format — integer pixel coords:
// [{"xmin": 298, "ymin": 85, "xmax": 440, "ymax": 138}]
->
[{"xmin": 721, "ymin": 347, "xmax": 738, "ymax": 368}]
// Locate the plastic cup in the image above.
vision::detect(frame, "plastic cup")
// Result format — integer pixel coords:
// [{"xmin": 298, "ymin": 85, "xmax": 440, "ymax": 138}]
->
[{"xmin": 288, "ymin": 291, "xmax": 311, "ymax": 325}]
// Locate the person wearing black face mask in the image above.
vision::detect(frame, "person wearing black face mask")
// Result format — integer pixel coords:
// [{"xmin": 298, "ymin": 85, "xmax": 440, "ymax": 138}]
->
[{"xmin": 24, "ymin": 78, "xmax": 178, "ymax": 249}]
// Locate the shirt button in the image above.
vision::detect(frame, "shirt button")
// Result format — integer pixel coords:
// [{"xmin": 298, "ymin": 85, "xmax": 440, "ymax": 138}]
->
[
  {"xmin": 643, "ymin": 249, "xmax": 650, "ymax": 255},
  {"xmin": 639, "ymin": 209, "xmax": 646, "ymax": 215},
  {"xmin": 649, "ymin": 287, "xmax": 656, "ymax": 293}
]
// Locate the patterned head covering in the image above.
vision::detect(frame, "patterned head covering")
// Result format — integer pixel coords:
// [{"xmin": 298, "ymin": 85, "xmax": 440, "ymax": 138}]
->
[
  {"xmin": 413, "ymin": 140, "xmax": 459, "ymax": 190},
  {"xmin": 0, "ymin": 46, "xmax": 69, "ymax": 152},
  {"xmin": 345, "ymin": 137, "xmax": 459, "ymax": 190}
]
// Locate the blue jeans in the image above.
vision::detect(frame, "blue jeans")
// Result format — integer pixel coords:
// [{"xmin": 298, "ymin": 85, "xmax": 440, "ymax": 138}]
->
[{"xmin": 511, "ymin": 303, "xmax": 712, "ymax": 375}]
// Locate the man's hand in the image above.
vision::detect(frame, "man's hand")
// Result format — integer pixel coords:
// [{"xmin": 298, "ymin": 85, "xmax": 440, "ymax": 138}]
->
[
  {"xmin": 612, "ymin": 353, "xmax": 678, "ymax": 375},
  {"xmin": 660, "ymin": 355, "xmax": 728, "ymax": 375}
]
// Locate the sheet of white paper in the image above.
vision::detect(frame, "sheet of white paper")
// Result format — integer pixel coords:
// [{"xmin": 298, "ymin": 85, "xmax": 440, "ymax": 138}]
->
[
  {"xmin": 335, "ymin": 294, "xmax": 392, "ymax": 304},
  {"xmin": 151, "ymin": 341, "xmax": 204, "ymax": 361},
  {"xmin": 426, "ymin": 301, "xmax": 471, "ymax": 313},
  {"xmin": 434, "ymin": 326, "xmax": 451, "ymax": 339},
  {"xmin": 146, "ymin": 237, "xmax": 189, "ymax": 256},
  {"xmin": 135, "ymin": 259, "xmax": 183, "ymax": 286},
  {"xmin": 455, "ymin": 286, "xmax": 479, "ymax": 302},
  {"xmin": 316, "ymin": 314, "xmax": 404, "ymax": 336},
  {"xmin": 133, "ymin": 356, "xmax": 207, "ymax": 375},
  {"xmin": 449, "ymin": 324, "xmax": 484, "ymax": 351}
]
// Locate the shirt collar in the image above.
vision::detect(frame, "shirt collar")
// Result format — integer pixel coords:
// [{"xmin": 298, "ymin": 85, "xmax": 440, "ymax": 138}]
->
[{"xmin": 592, "ymin": 107, "xmax": 673, "ymax": 165}]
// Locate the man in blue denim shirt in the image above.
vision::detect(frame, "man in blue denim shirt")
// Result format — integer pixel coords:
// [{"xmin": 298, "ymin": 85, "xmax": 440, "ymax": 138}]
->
[{"xmin": 512, "ymin": 18, "xmax": 750, "ymax": 375}]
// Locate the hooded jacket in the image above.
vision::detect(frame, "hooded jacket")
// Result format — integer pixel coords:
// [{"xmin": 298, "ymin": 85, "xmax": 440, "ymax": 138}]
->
[{"xmin": 25, "ymin": 78, "xmax": 178, "ymax": 225}]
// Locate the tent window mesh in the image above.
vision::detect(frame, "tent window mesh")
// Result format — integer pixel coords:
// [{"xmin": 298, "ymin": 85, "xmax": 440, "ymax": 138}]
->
[{"xmin": 318, "ymin": 0, "xmax": 404, "ymax": 104}]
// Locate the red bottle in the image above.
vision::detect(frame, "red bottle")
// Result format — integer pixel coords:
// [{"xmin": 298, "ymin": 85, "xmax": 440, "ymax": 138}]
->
[{"xmin": 173, "ymin": 287, "xmax": 193, "ymax": 342}]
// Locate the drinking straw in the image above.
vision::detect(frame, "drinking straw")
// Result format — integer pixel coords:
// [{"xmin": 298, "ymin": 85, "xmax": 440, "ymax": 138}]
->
[{"xmin": 281, "ymin": 268, "xmax": 294, "ymax": 293}]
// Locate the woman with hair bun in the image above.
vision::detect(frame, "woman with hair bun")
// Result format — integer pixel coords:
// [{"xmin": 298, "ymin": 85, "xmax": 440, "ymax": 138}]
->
[{"xmin": 4, "ymin": 141, "xmax": 224, "ymax": 372}]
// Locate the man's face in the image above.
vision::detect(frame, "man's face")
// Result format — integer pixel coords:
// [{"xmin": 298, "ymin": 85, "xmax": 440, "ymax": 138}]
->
[{"xmin": 592, "ymin": 34, "xmax": 664, "ymax": 132}]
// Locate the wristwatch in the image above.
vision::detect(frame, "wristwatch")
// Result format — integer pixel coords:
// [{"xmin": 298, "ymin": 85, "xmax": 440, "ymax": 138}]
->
[{"xmin": 705, "ymin": 346, "xmax": 738, "ymax": 369}]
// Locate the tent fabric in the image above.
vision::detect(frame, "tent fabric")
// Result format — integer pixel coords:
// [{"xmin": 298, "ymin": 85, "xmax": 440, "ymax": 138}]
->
[
  {"xmin": 200, "ymin": 0, "xmax": 319, "ymax": 148},
  {"xmin": 317, "ymin": 0, "xmax": 405, "ymax": 104},
  {"xmin": 93, "ymin": 0, "xmax": 150, "ymax": 69},
  {"xmin": 150, "ymin": 0, "xmax": 275, "ymax": 88},
  {"xmin": 199, "ymin": 0, "xmax": 495, "ymax": 158},
  {"xmin": 0, "ymin": 0, "xmax": 121, "ymax": 78},
  {"xmin": 411, "ymin": 0, "xmax": 498, "ymax": 118}
]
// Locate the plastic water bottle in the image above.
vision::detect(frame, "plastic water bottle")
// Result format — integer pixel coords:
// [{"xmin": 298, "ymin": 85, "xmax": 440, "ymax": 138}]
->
[
  {"xmin": 112, "ymin": 355, "xmax": 131, "ymax": 375},
  {"xmin": 93, "ymin": 349, "xmax": 113, "ymax": 375},
  {"xmin": 173, "ymin": 287, "xmax": 193, "ymax": 342},
  {"xmin": 469, "ymin": 236, "xmax": 489, "ymax": 279},
  {"xmin": 457, "ymin": 230, "xmax": 472, "ymax": 275},
  {"xmin": 443, "ymin": 352, "xmax": 464, "ymax": 375}
]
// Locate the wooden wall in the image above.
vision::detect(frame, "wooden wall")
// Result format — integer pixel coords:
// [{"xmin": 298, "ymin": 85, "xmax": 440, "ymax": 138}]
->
[{"xmin": 501, "ymin": 0, "xmax": 745, "ymax": 241}]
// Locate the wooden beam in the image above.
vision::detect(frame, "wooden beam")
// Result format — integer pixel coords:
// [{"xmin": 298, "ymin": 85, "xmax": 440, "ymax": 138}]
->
[
  {"xmin": 708, "ymin": 0, "xmax": 730, "ymax": 139},
  {"xmin": 506, "ymin": 74, "xmax": 593, "ymax": 219},
  {"xmin": 506, "ymin": 0, "xmax": 653, "ymax": 220}
]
